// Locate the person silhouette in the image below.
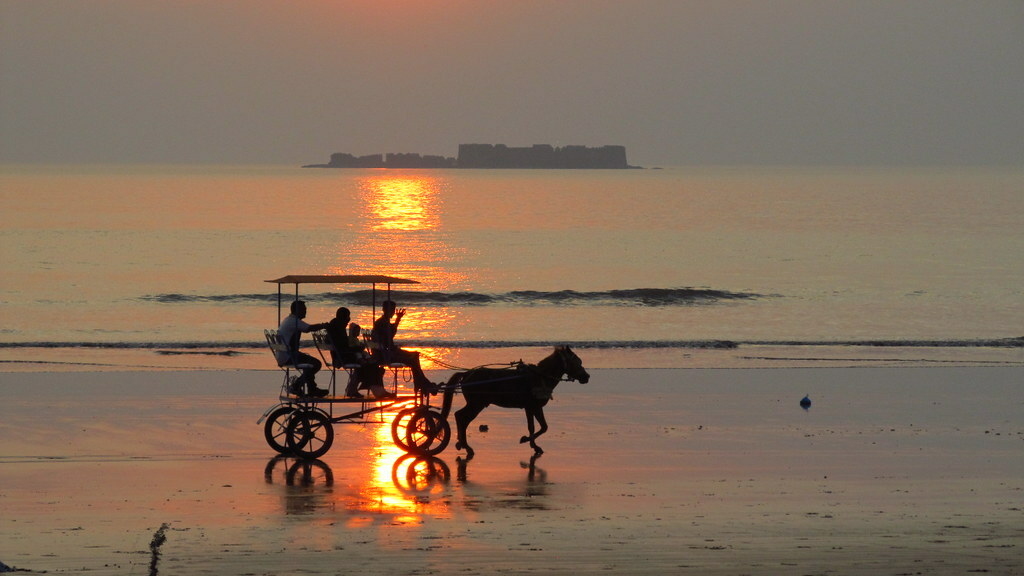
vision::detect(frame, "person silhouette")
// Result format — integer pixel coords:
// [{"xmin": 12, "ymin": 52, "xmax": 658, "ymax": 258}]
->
[
  {"xmin": 370, "ymin": 300, "xmax": 434, "ymax": 391},
  {"xmin": 275, "ymin": 300, "xmax": 329, "ymax": 397},
  {"xmin": 325, "ymin": 307, "xmax": 378, "ymax": 398}
]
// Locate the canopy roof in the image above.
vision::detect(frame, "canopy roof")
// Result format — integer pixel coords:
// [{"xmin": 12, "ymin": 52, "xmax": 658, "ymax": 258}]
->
[
  {"xmin": 266, "ymin": 274, "xmax": 419, "ymax": 285},
  {"xmin": 266, "ymin": 274, "xmax": 419, "ymax": 323}
]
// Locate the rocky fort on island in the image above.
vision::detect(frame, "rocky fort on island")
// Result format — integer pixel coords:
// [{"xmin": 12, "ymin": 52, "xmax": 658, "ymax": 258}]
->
[{"xmin": 304, "ymin": 144, "xmax": 638, "ymax": 169}]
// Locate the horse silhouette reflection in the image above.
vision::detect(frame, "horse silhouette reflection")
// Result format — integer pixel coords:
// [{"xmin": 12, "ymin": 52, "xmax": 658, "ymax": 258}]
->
[{"xmin": 456, "ymin": 453, "xmax": 551, "ymax": 510}]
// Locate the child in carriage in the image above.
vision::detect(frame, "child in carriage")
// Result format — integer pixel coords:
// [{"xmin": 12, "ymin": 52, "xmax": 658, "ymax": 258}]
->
[{"xmin": 326, "ymin": 307, "xmax": 393, "ymax": 399}]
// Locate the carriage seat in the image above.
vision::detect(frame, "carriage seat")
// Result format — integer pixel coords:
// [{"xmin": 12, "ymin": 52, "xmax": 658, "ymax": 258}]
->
[
  {"xmin": 312, "ymin": 330, "xmax": 363, "ymax": 371},
  {"xmin": 264, "ymin": 329, "xmax": 317, "ymax": 371},
  {"xmin": 362, "ymin": 328, "xmax": 408, "ymax": 369}
]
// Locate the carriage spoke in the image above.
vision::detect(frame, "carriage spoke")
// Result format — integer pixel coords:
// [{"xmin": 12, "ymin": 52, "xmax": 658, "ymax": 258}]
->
[
  {"xmin": 390, "ymin": 407, "xmax": 420, "ymax": 452},
  {"xmin": 285, "ymin": 410, "xmax": 335, "ymax": 459},
  {"xmin": 404, "ymin": 409, "xmax": 450, "ymax": 456},
  {"xmin": 264, "ymin": 405, "xmax": 296, "ymax": 454}
]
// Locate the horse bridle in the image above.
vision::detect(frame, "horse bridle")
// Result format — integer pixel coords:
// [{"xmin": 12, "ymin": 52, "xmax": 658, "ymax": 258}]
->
[{"xmin": 554, "ymin": 346, "xmax": 585, "ymax": 383}]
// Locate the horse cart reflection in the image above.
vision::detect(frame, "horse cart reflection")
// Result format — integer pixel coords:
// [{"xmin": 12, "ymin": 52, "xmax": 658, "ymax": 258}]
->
[{"xmin": 258, "ymin": 274, "xmax": 590, "ymax": 460}]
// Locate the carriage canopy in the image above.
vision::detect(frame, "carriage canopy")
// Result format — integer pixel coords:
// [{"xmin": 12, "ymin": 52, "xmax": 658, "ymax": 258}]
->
[{"xmin": 265, "ymin": 274, "xmax": 420, "ymax": 323}]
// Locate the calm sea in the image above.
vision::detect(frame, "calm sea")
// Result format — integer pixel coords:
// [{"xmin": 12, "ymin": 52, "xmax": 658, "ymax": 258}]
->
[{"xmin": 1, "ymin": 164, "xmax": 1022, "ymax": 371}]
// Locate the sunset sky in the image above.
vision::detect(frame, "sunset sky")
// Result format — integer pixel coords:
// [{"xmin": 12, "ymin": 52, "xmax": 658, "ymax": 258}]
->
[{"xmin": 2, "ymin": 0, "xmax": 1021, "ymax": 166}]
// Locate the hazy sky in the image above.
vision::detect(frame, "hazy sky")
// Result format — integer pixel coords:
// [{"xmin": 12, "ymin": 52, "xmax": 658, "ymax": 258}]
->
[{"xmin": 2, "ymin": 1, "xmax": 1021, "ymax": 166}]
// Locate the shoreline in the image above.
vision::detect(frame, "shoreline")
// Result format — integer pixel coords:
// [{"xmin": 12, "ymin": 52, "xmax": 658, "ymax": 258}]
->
[
  {"xmin": 2, "ymin": 367, "xmax": 1022, "ymax": 574},
  {"xmin": 1, "ymin": 342, "xmax": 1021, "ymax": 373}
]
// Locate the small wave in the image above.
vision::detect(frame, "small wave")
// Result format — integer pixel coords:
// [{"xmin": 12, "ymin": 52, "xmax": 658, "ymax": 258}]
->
[
  {"xmin": 746, "ymin": 337, "xmax": 1024, "ymax": 348},
  {"xmin": 139, "ymin": 287, "xmax": 760, "ymax": 307},
  {"xmin": 154, "ymin": 350, "xmax": 246, "ymax": 357},
  {"xmin": 0, "ymin": 341, "xmax": 265, "ymax": 352},
  {"xmin": 140, "ymin": 293, "xmax": 279, "ymax": 304}
]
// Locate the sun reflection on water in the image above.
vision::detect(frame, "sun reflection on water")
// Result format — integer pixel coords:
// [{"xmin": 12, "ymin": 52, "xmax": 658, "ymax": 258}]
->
[
  {"xmin": 326, "ymin": 172, "xmax": 467, "ymax": 290},
  {"xmin": 322, "ymin": 172, "xmax": 471, "ymax": 367},
  {"xmin": 363, "ymin": 175, "xmax": 439, "ymax": 232}
]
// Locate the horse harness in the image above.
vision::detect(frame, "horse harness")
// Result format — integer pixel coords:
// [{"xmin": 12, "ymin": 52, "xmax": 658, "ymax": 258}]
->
[{"xmin": 457, "ymin": 352, "xmax": 574, "ymax": 401}]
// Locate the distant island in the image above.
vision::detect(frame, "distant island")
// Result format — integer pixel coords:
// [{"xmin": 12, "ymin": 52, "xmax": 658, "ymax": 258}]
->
[{"xmin": 304, "ymin": 143, "xmax": 639, "ymax": 169}]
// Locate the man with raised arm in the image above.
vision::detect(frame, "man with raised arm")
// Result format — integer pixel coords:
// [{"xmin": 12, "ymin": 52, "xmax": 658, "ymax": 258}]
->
[{"xmin": 370, "ymin": 300, "xmax": 435, "ymax": 391}]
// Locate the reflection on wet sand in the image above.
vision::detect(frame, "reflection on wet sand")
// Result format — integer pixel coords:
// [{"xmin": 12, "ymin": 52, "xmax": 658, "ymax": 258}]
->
[
  {"xmin": 263, "ymin": 449, "xmax": 552, "ymax": 518},
  {"xmin": 263, "ymin": 453, "xmax": 452, "ymax": 518},
  {"xmin": 456, "ymin": 453, "xmax": 551, "ymax": 511},
  {"xmin": 358, "ymin": 423, "xmax": 451, "ymax": 519},
  {"xmin": 264, "ymin": 455, "xmax": 337, "ymax": 516}
]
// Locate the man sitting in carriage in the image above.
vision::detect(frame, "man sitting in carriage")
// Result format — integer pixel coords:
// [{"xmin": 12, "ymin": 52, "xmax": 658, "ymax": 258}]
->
[
  {"xmin": 370, "ymin": 299, "xmax": 436, "ymax": 392},
  {"xmin": 276, "ymin": 300, "xmax": 330, "ymax": 397}
]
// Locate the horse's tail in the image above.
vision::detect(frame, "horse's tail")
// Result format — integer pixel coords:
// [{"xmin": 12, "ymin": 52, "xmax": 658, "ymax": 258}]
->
[{"xmin": 440, "ymin": 372, "xmax": 465, "ymax": 419}]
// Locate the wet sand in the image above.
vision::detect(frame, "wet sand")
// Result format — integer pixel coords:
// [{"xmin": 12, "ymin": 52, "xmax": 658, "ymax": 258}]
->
[{"xmin": 1, "ymin": 367, "xmax": 1022, "ymax": 575}]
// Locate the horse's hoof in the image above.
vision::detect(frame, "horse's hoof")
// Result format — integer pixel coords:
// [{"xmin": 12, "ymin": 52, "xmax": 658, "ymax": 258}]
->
[
  {"xmin": 455, "ymin": 441, "xmax": 473, "ymax": 458},
  {"xmin": 519, "ymin": 436, "xmax": 530, "ymax": 444},
  {"xmin": 534, "ymin": 447, "xmax": 544, "ymax": 455}
]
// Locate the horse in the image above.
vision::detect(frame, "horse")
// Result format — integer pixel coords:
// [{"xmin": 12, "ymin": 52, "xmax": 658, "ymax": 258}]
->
[{"xmin": 440, "ymin": 346, "xmax": 589, "ymax": 460}]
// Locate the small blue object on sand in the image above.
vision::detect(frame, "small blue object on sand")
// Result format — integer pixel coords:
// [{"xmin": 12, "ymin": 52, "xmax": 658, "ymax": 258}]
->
[{"xmin": 800, "ymin": 395, "xmax": 812, "ymax": 410}]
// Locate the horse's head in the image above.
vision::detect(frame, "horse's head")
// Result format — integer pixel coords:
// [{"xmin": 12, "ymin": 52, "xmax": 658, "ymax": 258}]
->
[{"xmin": 555, "ymin": 345, "xmax": 589, "ymax": 384}]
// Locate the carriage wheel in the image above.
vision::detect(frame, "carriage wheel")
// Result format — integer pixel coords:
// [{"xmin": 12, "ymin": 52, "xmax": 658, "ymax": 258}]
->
[
  {"xmin": 404, "ymin": 409, "xmax": 451, "ymax": 456},
  {"xmin": 285, "ymin": 409, "xmax": 334, "ymax": 459},
  {"xmin": 264, "ymin": 405, "xmax": 296, "ymax": 454},
  {"xmin": 390, "ymin": 406, "xmax": 420, "ymax": 452}
]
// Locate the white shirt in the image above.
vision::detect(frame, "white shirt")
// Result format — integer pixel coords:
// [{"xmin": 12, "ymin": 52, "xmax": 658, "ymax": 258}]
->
[{"xmin": 276, "ymin": 313, "xmax": 311, "ymax": 364}]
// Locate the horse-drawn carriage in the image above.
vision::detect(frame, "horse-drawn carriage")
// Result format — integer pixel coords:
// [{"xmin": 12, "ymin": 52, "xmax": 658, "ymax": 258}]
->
[{"xmin": 257, "ymin": 274, "xmax": 589, "ymax": 460}]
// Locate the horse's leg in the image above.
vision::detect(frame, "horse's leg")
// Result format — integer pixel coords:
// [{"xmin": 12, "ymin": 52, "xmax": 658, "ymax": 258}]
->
[
  {"xmin": 454, "ymin": 401, "xmax": 486, "ymax": 460},
  {"xmin": 519, "ymin": 407, "xmax": 536, "ymax": 445},
  {"xmin": 527, "ymin": 407, "xmax": 549, "ymax": 455}
]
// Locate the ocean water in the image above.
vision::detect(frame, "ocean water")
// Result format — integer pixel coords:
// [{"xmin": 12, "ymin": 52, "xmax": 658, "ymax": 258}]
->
[{"xmin": 1, "ymin": 164, "xmax": 1022, "ymax": 371}]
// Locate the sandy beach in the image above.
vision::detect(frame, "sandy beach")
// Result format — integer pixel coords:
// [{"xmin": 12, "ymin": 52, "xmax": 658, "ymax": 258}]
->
[{"xmin": 1, "ymin": 367, "xmax": 1022, "ymax": 575}]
